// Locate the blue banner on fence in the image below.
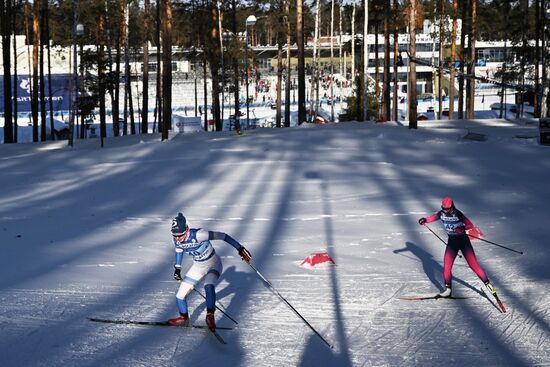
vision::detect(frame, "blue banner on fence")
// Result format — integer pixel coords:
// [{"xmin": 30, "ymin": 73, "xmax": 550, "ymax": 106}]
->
[{"xmin": 0, "ymin": 74, "xmax": 72, "ymax": 113}]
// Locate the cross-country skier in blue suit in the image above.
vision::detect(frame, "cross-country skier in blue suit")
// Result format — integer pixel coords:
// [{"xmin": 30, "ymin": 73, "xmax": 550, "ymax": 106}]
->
[{"xmin": 167, "ymin": 213, "xmax": 252, "ymax": 331}]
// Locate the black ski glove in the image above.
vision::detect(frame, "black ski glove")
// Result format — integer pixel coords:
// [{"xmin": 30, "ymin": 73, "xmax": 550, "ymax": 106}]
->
[
  {"xmin": 238, "ymin": 246, "xmax": 252, "ymax": 264},
  {"xmin": 174, "ymin": 267, "xmax": 182, "ymax": 281}
]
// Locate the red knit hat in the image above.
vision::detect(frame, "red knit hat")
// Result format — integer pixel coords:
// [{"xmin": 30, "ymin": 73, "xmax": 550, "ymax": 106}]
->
[{"xmin": 441, "ymin": 197, "xmax": 454, "ymax": 210}]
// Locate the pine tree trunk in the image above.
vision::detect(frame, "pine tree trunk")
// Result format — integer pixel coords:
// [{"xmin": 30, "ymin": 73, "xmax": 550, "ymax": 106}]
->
[
  {"xmin": 25, "ymin": 2, "xmax": 34, "ymax": 141},
  {"xmin": 330, "ymin": 0, "xmax": 335, "ymax": 122},
  {"xmin": 39, "ymin": 0, "xmax": 47, "ymax": 141},
  {"xmin": 374, "ymin": 21, "xmax": 379, "ymax": 120},
  {"xmin": 339, "ymin": 3, "xmax": 343, "ymax": 77},
  {"xmin": 458, "ymin": 0, "xmax": 466, "ymax": 119},
  {"xmin": 438, "ymin": 0, "xmax": 443, "ymax": 117},
  {"xmin": 32, "ymin": 0, "xmax": 40, "ymax": 142},
  {"xmin": 285, "ymin": 0, "xmax": 291, "ymax": 127},
  {"xmin": 104, "ymin": 0, "xmax": 115, "ymax": 137},
  {"xmin": 449, "ymin": 0, "xmax": 458, "ymax": 120},
  {"xmin": 218, "ymin": 1, "xmax": 225, "ymax": 126},
  {"xmin": 161, "ymin": 0, "xmax": 172, "ymax": 140},
  {"xmin": 12, "ymin": 0, "xmax": 18, "ymax": 143},
  {"xmin": 98, "ymin": 9, "xmax": 107, "ymax": 145},
  {"xmin": 518, "ymin": 0, "xmax": 528, "ymax": 118},
  {"xmin": 351, "ymin": 0, "xmax": 356, "ymax": 87},
  {"xmin": 203, "ymin": 53, "xmax": 208, "ymax": 131},
  {"xmin": 126, "ymin": 8, "xmax": 135, "ymax": 136},
  {"xmin": 1, "ymin": 0, "xmax": 14, "ymax": 143},
  {"xmin": 46, "ymin": 3, "xmax": 55, "ymax": 140},
  {"xmin": 467, "ymin": 0, "xmax": 476, "ymax": 119},
  {"xmin": 310, "ymin": 0, "xmax": 320, "ymax": 122},
  {"xmin": 123, "ymin": 3, "xmax": 134, "ymax": 135},
  {"xmin": 383, "ymin": 0, "xmax": 391, "ymax": 121},
  {"xmin": 392, "ymin": 0, "xmax": 399, "ymax": 121},
  {"xmin": 363, "ymin": 0, "xmax": 369, "ymax": 121},
  {"xmin": 210, "ymin": 1, "xmax": 221, "ymax": 131},
  {"xmin": 297, "ymin": 0, "xmax": 306, "ymax": 125},
  {"xmin": 46, "ymin": 2, "xmax": 55, "ymax": 141},
  {"xmin": 114, "ymin": 1, "xmax": 125, "ymax": 136},
  {"xmin": 408, "ymin": 0, "xmax": 417, "ymax": 128},
  {"xmin": 543, "ymin": 0, "xmax": 549, "ymax": 116},
  {"xmin": 534, "ymin": 0, "xmax": 540, "ymax": 117},
  {"xmin": 141, "ymin": 0, "xmax": 150, "ymax": 134},
  {"xmin": 231, "ymin": 0, "xmax": 239, "ymax": 117},
  {"xmin": 156, "ymin": 0, "xmax": 162, "ymax": 132},
  {"xmin": 276, "ymin": 41, "xmax": 283, "ymax": 128}
]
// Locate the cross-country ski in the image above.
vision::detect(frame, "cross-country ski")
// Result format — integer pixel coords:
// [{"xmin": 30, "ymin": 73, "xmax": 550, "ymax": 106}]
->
[
  {"xmin": 88, "ymin": 317, "xmax": 229, "ymax": 344},
  {"xmin": 492, "ymin": 294, "xmax": 507, "ymax": 314},
  {"xmin": 87, "ymin": 317, "xmax": 233, "ymax": 330},
  {"xmin": 399, "ymin": 295, "xmax": 470, "ymax": 301}
]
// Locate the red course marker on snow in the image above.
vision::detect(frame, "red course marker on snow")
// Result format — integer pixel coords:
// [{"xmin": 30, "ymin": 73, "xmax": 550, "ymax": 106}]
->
[{"xmin": 300, "ymin": 252, "xmax": 336, "ymax": 268}]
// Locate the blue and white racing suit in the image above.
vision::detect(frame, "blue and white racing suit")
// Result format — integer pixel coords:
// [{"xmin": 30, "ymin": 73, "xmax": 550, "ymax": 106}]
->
[{"xmin": 173, "ymin": 228, "xmax": 242, "ymax": 315}]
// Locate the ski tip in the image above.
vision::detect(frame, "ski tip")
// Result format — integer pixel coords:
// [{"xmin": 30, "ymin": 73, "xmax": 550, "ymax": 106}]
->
[{"xmin": 193, "ymin": 325, "xmax": 233, "ymax": 330}]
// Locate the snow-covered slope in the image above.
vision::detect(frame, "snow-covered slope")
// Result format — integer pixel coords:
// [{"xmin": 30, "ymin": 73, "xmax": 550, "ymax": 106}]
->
[{"xmin": 0, "ymin": 119, "xmax": 548, "ymax": 366}]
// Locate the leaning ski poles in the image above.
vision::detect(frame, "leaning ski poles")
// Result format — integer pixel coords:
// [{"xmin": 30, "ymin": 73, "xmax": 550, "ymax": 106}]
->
[
  {"xmin": 193, "ymin": 288, "xmax": 239, "ymax": 325},
  {"xmin": 468, "ymin": 234, "xmax": 524, "ymax": 255},
  {"xmin": 247, "ymin": 262, "xmax": 333, "ymax": 349},
  {"xmin": 423, "ymin": 223, "xmax": 462, "ymax": 258}
]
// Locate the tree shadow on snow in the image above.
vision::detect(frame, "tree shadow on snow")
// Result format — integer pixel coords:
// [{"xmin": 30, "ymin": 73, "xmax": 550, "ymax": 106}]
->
[
  {"xmin": 393, "ymin": 241, "xmax": 484, "ymax": 297},
  {"xmin": 189, "ymin": 265, "xmax": 257, "ymax": 326},
  {"xmin": 298, "ymin": 179, "xmax": 353, "ymax": 366},
  {"xmin": 298, "ymin": 334, "xmax": 351, "ymax": 367}
]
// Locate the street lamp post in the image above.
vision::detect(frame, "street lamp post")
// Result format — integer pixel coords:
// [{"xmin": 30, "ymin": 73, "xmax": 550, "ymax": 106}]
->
[
  {"xmin": 76, "ymin": 23, "xmax": 84, "ymax": 139},
  {"xmin": 194, "ymin": 51, "xmax": 198, "ymax": 117},
  {"xmin": 70, "ymin": 22, "xmax": 84, "ymax": 145},
  {"xmin": 542, "ymin": 7, "xmax": 550, "ymax": 117},
  {"xmin": 223, "ymin": 31, "xmax": 233, "ymax": 122},
  {"xmin": 69, "ymin": 1, "xmax": 78, "ymax": 147},
  {"xmin": 245, "ymin": 15, "xmax": 256, "ymax": 128}
]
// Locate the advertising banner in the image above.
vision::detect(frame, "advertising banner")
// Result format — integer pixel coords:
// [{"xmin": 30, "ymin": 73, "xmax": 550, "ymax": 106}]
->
[
  {"xmin": 173, "ymin": 115, "xmax": 203, "ymax": 133},
  {"xmin": 0, "ymin": 74, "xmax": 72, "ymax": 113}
]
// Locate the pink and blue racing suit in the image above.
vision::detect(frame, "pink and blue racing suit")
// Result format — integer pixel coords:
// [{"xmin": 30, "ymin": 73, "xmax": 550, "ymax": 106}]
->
[{"xmin": 425, "ymin": 209, "xmax": 488, "ymax": 285}]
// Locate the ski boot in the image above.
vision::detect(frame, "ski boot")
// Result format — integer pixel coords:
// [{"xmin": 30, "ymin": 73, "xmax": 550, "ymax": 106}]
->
[
  {"xmin": 438, "ymin": 284, "xmax": 452, "ymax": 298},
  {"xmin": 167, "ymin": 313, "xmax": 189, "ymax": 326},
  {"xmin": 205, "ymin": 310, "xmax": 216, "ymax": 331},
  {"xmin": 484, "ymin": 280, "xmax": 497, "ymax": 296}
]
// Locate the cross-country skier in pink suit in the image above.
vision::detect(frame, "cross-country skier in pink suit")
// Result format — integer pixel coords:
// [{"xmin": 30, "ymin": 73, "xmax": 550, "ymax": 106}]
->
[
  {"xmin": 167, "ymin": 213, "xmax": 252, "ymax": 330},
  {"xmin": 418, "ymin": 197, "xmax": 497, "ymax": 298}
]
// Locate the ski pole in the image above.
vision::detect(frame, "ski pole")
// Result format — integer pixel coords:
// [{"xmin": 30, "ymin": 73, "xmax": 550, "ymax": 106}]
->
[
  {"xmin": 468, "ymin": 234, "xmax": 524, "ymax": 255},
  {"xmin": 248, "ymin": 262, "xmax": 333, "ymax": 349},
  {"xmin": 423, "ymin": 224, "xmax": 462, "ymax": 258},
  {"xmin": 193, "ymin": 288, "xmax": 239, "ymax": 325}
]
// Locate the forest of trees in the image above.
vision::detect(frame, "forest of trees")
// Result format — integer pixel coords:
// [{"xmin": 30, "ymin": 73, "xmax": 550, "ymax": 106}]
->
[{"xmin": 0, "ymin": 0, "xmax": 548, "ymax": 144}]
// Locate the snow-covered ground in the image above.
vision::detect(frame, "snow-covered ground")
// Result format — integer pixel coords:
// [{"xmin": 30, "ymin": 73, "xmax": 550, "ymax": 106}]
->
[{"xmin": 0, "ymin": 118, "xmax": 548, "ymax": 367}]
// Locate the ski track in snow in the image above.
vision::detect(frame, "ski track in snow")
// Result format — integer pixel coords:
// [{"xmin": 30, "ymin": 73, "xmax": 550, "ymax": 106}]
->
[
  {"xmin": 1, "ymin": 121, "xmax": 549, "ymax": 366},
  {"xmin": 1, "ymin": 274, "xmax": 548, "ymax": 366}
]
